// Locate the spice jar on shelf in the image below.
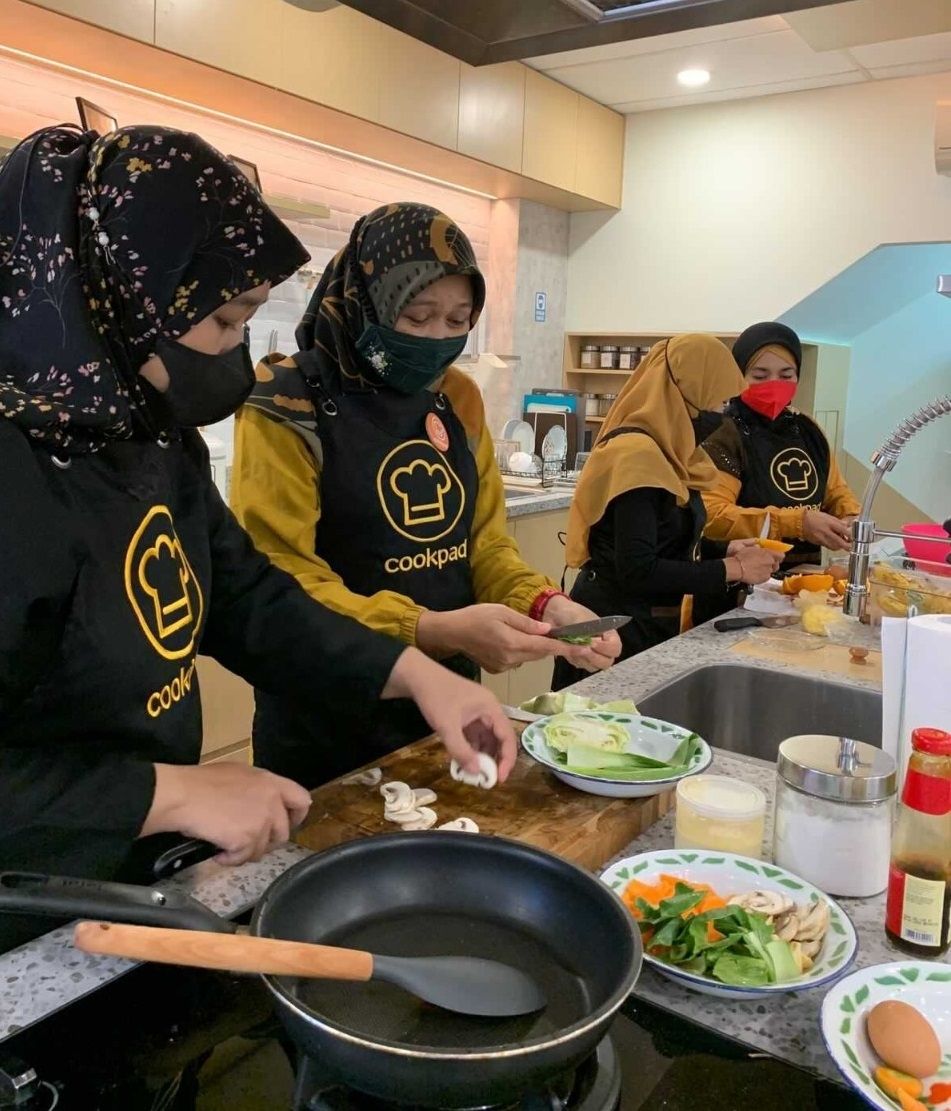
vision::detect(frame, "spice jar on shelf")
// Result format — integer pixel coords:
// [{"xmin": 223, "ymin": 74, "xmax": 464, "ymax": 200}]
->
[
  {"xmin": 599, "ymin": 345, "xmax": 620, "ymax": 369},
  {"xmin": 598, "ymin": 392, "xmax": 618, "ymax": 417},
  {"xmin": 618, "ymin": 345, "xmax": 639, "ymax": 370},
  {"xmin": 580, "ymin": 343, "xmax": 600, "ymax": 369},
  {"xmin": 584, "ymin": 393, "xmax": 601, "ymax": 419}
]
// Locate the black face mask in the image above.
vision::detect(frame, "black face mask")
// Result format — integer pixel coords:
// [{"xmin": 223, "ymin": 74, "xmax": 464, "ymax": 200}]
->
[
  {"xmin": 692, "ymin": 410, "xmax": 724, "ymax": 444},
  {"xmin": 155, "ymin": 338, "xmax": 255, "ymax": 428}
]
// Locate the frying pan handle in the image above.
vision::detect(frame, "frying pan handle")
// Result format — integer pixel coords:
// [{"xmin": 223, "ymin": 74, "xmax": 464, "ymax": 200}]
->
[
  {"xmin": 714, "ymin": 616, "xmax": 762, "ymax": 631},
  {"xmin": 0, "ymin": 872, "xmax": 235, "ymax": 934},
  {"xmin": 151, "ymin": 839, "xmax": 219, "ymax": 882}
]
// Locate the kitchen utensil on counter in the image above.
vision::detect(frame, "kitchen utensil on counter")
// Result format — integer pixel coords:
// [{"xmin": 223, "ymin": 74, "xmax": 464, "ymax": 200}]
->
[
  {"xmin": 901, "ymin": 521, "xmax": 951, "ymax": 564},
  {"xmin": 820, "ymin": 961, "xmax": 951, "ymax": 1111},
  {"xmin": 759, "ymin": 513, "xmax": 771, "ymax": 541},
  {"xmin": 674, "ymin": 775, "xmax": 766, "ymax": 858},
  {"xmin": 713, "ymin": 614, "xmax": 800, "ymax": 631},
  {"xmin": 521, "ymin": 711, "xmax": 712, "ymax": 800},
  {"xmin": 601, "ymin": 849, "xmax": 858, "ymax": 1002},
  {"xmin": 0, "ymin": 833, "xmax": 641, "ymax": 1109},
  {"xmin": 546, "ymin": 614, "xmax": 631, "ymax": 641},
  {"xmin": 73, "ymin": 921, "xmax": 546, "ymax": 1017},
  {"xmin": 502, "ymin": 704, "xmax": 543, "ymax": 724},
  {"xmin": 773, "ymin": 735, "xmax": 897, "ymax": 898}
]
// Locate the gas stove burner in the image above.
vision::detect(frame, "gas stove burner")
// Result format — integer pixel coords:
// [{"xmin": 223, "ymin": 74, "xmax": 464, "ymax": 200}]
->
[{"xmin": 294, "ymin": 1036, "xmax": 620, "ymax": 1111}]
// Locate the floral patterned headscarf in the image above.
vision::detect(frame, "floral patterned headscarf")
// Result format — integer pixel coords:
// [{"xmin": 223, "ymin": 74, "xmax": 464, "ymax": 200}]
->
[
  {"xmin": 292, "ymin": 202, "xmax": 484, "ymax": 392},
  {"xmin": 0, "ymin": 125, "xmax": 308, "ymax": 454}
]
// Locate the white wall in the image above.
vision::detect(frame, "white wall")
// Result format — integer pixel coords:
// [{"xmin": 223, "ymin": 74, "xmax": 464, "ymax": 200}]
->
[{"xmin": 567, "ymin": 71, "xmax": 951, "ymax": 332}]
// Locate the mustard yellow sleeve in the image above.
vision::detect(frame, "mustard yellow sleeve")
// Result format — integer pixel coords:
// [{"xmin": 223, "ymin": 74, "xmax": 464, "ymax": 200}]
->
[
  {"xmin": 230, "ymin": 405, "xmax": 424, "ymax": 645},
  {"xmin": 468, "ymin": 422, "xmax": 557, "ymax": 614},
  {"xmin": 702, "ymin": 470, "xmax": 806, "ymax": 543},
  {"xmin": 822, "ymin": 452, "xmax": 861, "ymax": 518}
]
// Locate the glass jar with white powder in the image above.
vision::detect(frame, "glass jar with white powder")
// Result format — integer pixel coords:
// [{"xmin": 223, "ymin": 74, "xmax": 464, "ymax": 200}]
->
[{"xmin": 773, "ymin": 735, "xmax": 897, "ymax": 897}]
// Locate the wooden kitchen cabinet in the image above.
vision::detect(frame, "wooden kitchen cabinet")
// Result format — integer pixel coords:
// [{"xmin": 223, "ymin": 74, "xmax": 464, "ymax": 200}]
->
[
  {"xmin": 28, "ymin": 0, "xmax": 155, "ymax": 41},
  {"xmin": 279, "ymin": 2, "xmax": 385, "ymax": 122},
  {"xmin": 197, "ymin": 656, "xmax": 254, "ymax": 764},
  {"xmin": 155, "ymin": 0, "xmax": 282, "ymax": 87},
  {"xmin": 522, "ymin": 69, "xmax": 579, "ymax": 194},
  {"xmin": 458, "ymin": 61, "xmax": 525, "ymax": 174},
  {"xmin": 574, "ymin": 96, "xmax": 624, "ymax": 208},
  {"xmin": 375, "ymin": 25, "xmax": 461, "ymax": 151}
]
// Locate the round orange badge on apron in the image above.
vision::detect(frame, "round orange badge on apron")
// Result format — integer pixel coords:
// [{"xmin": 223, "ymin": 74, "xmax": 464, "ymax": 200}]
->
[{"xmin": 425, "ymin": 412, "xmax": 449, "ymax": 452}]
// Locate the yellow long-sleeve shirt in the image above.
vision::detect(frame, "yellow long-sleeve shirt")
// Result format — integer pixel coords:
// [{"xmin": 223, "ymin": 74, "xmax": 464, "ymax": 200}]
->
[
  {"xmin": 230, "ymin": 363, "xmax": 556, "ymax": 645},
  {"xmin": 702, "ymin": 414, "xmax": 860, "ymax": 543}
]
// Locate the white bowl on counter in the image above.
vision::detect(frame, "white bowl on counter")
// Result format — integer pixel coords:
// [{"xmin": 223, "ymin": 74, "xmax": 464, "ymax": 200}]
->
[
  {"xmin": 600, "ymin": 849, "xmax": 859, "ymax": 1001},
  {"xmin": 520, "ymin": 711, "xmax": 712, "ymax": 799}
]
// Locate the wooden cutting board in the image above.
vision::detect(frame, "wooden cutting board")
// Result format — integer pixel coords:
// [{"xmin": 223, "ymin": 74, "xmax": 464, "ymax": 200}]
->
[
  {"xmin": 729, "ymin": 638, "xmax": 883, "ymax": 684},
  {"xmin": 294, "ymin": 726, "xmax": 673, "ymax": 872}
]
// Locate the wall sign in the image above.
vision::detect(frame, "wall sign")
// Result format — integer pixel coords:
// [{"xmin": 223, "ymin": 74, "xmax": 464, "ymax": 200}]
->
[{"xmin": 534, "ymin": 291, "xmax": 547, "ymax": 323}]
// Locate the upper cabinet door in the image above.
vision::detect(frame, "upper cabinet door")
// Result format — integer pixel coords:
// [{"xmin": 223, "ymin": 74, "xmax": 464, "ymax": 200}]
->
[
  {"xmin": 155, "ymin": 0, "xmax": 282, "ymax": 86},
  {"xmin": 280, "ymin": 4, "xmax": 385, "ymax": 122},
  {"xmin": 375, "ymin": 26, "xmax": 461, "ymax": 150},
  {"xmin": 574, "ymin": 97, "xmax": 624, "ymax": 208},
  {"xmin": 29, "ymin": 0, "xmax": 155, "ymax": 42},
  {"xmin": 458, "ymin": 62, "xmax": 525, "ymax": 175},
  {"xmin": 522, "ymin": 69, "xmax": 578, "ymax": 194}
]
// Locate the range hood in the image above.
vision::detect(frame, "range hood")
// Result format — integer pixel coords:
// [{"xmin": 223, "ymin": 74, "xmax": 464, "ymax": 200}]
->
[{"xmin": 334, "ymin": 0, "xmax": 843, "ymax": 65}]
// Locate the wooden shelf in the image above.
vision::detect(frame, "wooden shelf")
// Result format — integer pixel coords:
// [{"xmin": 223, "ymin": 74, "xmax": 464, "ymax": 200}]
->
[
  {"xmin": 568, "ymin": 367, "xmax": 633, "ymax": 376},
  {"xmin": 586, "ymin": 415, "xmax": 606, "ymax": 423}
]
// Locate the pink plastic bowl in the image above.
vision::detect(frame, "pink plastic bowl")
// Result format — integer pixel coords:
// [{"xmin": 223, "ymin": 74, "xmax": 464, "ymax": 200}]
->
[{"xmin": 902, "ymin": 522, "xmax": 951, "ymax": 564}]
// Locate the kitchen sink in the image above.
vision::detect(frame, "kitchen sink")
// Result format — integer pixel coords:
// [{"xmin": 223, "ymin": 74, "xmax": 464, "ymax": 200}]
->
[
  {"xmin": 636, "ymin": 662, "xmax": 882, "ymax": 763},
  {"xmin": 503, "ymin": 486, "xmax": 541, "ymax": 500}
]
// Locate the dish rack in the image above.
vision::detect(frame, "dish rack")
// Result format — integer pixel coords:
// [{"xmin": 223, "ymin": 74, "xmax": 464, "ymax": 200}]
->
[{"xmin": 499, "ymin": 458, "xmax": 567, "ymax": 489}]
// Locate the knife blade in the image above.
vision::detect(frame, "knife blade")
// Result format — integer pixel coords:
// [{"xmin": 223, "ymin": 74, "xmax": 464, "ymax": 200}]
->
[
  {"xmin": 502, "ymin": 705, "xmax": 543, "ymax": 723},
  {"xmin": 759, "ymin": 512, "xmax": 771, "ymax": 541},
  {"xmin": 546, "ymin": 614, "xmax": 631, "ymax": 641}
]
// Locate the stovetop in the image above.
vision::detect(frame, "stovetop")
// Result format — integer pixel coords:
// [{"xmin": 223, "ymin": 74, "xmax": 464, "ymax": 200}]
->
[{"xmin": 0, "ymin": 962, "xmax": 865, "ymax": 1111}]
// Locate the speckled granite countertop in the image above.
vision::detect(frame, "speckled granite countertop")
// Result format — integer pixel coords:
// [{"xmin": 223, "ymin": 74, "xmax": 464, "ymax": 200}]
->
[
  {"xmin": 504, "ymin": 487, "xmax": 573, "ymax": 517},
  {"xmin": 0, "ymin": 616, "xmax": 886, "ymax": 1051}
]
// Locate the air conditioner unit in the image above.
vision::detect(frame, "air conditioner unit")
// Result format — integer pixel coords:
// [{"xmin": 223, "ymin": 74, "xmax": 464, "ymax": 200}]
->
[{"xmin": 936, "ymin": 103, "xmax": 951, "ymax": 176}]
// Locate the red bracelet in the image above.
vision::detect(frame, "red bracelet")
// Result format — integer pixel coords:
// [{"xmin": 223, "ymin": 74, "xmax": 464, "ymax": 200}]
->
[{"xmin": 529, "ymin": 588, "xmax": 568, "ymax": 622}]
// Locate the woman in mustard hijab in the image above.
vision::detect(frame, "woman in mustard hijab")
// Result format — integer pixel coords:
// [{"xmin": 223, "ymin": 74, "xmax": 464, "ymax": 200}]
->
[{"xmin": 553, "ymin": 334, "xmax": 782, "ymax": 689}]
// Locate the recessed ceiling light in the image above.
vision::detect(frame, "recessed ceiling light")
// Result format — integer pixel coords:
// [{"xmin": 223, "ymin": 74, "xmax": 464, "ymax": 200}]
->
[{"xmin": 677, "ymin": 68, "xmax": 711, "ymax": 88}]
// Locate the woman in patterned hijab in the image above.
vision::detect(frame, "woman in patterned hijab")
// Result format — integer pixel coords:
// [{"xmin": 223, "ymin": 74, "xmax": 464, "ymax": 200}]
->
[{"xmin": 0, "ymin": 124, "xmax": 306, "ymax": 453}]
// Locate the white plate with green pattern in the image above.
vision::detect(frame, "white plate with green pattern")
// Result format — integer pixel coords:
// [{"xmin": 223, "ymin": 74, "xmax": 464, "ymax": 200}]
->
[
  {"xmin": 600, "ymin": 849, "xmax": 858, "ymax": 999},
  {"xmin": 820, "ymin": 961, "xmax": 951, "ymax": 1110},
  {"xmin": 520, "ymin": 711, "xmax": 711, "ymax": 798}
]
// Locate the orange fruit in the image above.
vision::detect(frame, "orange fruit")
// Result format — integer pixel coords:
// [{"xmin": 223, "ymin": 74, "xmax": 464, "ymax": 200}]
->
[
  {"xmin": 756, "ymin": 538, "xmax": 794, "ymax": 554},
  {"xmin": 832, "ymin": 579, "xmax": 847, "ymax": 596},
  {"xmin": 782, "ymin": 575, "xmax": 804, "ymax": 596},
  {"xmin": 799, "ymin": 574, "xmax": 835, "ymax": 593}
]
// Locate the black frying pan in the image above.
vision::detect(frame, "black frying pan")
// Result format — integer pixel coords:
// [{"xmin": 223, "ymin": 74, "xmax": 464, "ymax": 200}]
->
[{"xmin": 0, "ymin": 833, "xmax": 641, "ymax": 1109}]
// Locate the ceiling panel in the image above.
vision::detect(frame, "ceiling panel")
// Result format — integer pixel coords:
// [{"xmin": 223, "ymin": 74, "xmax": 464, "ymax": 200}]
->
[
  {"xmin": 784, "ymin": 0, "xmax": 951, "ymax": 53},
  {"xmin": 612, "ymin": 69, "xmax": 863, "ymax": 112},
  {"xmin": 541, "ymin": 28, "xmax": 859, "ymax": 106},
  {"xmin": 526, "ymin": 15, "xmax": 786, "ymax": 69},
  {"xmin": 849, "ymin": 29, "xmax": 951, "ymax": 69}
]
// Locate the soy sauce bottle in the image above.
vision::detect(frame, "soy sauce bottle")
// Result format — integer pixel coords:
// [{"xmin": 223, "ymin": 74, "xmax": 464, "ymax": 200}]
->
[{"xmin": 885, "ymin": 727, "xmax": 951, "ymax": 956}]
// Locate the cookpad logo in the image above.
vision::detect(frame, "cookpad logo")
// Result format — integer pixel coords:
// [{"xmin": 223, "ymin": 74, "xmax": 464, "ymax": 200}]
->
[
  {"xmin": 124, "ymin": 505, "xmax": 204, "ymax": 660},
  {"xmin": 770, "ymin": 447, "xmax": 819, "ymax": 502},
  {"xmin": 376, "ymin": 440, "xmax": 465, "ymax": 543}
]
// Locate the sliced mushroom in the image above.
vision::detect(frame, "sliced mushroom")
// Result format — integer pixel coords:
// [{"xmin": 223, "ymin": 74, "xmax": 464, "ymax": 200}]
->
[
  {"xmin": 726, "ymin": 891, "xmax": 794, "ymax": 919},
  {"xmin": 437, "ymin": 817, "xmax": 479, "ymax": 833},
  {"xmin": 774, "ymin": 911, "xmax": 801, "ymax": 942},
  {"xmin": 412, "ymin": 788, "xmax": 438, "ymax": 808},
  {"xmin": 399, "ymin": 806, "xmax": 438, "ymax": 832},
  {"xmin": 795, "ymin": 900, "xmax": 829, "ymax": 943},
  {"xmin": 341, "ymin": 767, "xmax": 383, "ymax": 787},
  {"xmin": 380, "ymin": 781, "xmax": 414, "ymax": 812},
  {"xmin": 789, "ymin": 941, "xmax": 813, "ymax": 974},
  {"xmin": 384, "ymin": 807, "xmax": 427, "ymax": 825},
  {"xmin": 800, "ymin": 938, "xmax": 822, "ymax": 959},
  {"xmin": 449, "ymin": 753, "xmax": 498, "ymax": 790}
]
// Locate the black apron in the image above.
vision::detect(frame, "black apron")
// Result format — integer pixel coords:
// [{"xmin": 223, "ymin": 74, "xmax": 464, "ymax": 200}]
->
[
  {"xmin": 552, "ymin": 427, "xmax": 700, "ymax": 690},
  {"xmin": 729, "ymin": 399, "xmax": 831, "ymax": 567},
  {"xmin": 253, "ymin": 358, "xmax": 478, "ymax": 787}
]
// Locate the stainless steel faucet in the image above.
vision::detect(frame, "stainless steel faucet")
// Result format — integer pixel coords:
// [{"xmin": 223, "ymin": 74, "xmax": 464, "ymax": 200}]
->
[{"xmin": 844, "ymin": 395, "xmax": 951, "ymax": 618}]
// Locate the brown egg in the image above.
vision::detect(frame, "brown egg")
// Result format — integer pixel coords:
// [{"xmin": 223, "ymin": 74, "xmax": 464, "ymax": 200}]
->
[{"xmin": 866, "ymin": 1000, "xmax": 942, "ymax": 1078}]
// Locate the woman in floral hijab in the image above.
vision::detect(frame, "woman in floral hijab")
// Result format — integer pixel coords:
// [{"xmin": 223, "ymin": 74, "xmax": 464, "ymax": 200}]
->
[{"xmin": 0, "ymin": 129, "xmax": 517, "ymax": 952}]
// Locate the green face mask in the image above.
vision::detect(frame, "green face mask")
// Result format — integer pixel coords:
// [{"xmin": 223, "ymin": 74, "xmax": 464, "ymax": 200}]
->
[{"xmin": 355, "ymin": 323, "xmax": 468, "ymax": 395}]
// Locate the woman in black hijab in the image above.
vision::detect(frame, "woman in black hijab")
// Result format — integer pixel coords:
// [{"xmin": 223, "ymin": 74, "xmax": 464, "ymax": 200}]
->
[{"xmin": 0, "ymin": 125, "xmax": 515, "ymax": 950}]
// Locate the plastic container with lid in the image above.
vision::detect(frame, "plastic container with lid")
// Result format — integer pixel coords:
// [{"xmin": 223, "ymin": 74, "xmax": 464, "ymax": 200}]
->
[
  {"xmin": 599, "ymin": 345, "xmax": 620, "ymax": 369},
  {"xmin": 885, "ymin": 726, "xmax": 951, "ymax": 956},
  {"xmin": 583, "ymin": 393, "xmax": 601, "ymax": 418},
  {"xmin": 773, "ymin": 734, "xmax": 897, "ymax": 897},
  {"xmin": 580, "ymin": 343, "xmax": 600, "ymax": 369},
  {"xmin": 598, "ymin": 392, "xmax": 618, "ymax": 416},
  {"xmin": 675, "ymin": 775, "xmax": 767, "ymax": 858}
]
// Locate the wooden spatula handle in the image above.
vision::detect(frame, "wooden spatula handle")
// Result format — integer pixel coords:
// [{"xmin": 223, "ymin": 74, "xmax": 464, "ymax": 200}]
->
[{"xmin": 73, "ymin": 921, "xmax": 374, "ymax": 981}]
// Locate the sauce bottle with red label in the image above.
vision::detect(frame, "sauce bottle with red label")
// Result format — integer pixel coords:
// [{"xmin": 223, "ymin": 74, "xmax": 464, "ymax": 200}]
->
[{"xmin": 885, "ymin": 727, "xmax": 951, "ymax": 956}]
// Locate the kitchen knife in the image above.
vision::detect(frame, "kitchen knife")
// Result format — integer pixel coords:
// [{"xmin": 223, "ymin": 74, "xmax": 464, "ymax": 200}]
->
[
  {"xmin": 502, "ymin": 705, "xmax": 543, "ymax": 724},
  {"xmin": 759, "ymin": 513, "xmax": 771, "ymax": 541},
  {"xmin": 714, "ymin": 615, "xmax": 800, "ymax": 632},
  {"xmin": 546, "ymin": 615, "xmax": 631, "ymax": 641}
]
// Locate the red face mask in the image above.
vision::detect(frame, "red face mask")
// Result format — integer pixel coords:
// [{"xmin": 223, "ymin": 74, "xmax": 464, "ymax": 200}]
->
[{"xmin": 741, "ymin": 379, "xmax": 797, "ymax": 421}]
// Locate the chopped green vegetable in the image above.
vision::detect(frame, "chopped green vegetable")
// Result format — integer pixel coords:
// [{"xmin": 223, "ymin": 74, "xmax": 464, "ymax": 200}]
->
[
  {"xmin": 541, "ymin": 714, "xmax": 703, "ymax": 780},
  {"xmin": 519, "ymin": 692, "xmax": 637, "ymax": 715},
  {"xmin": 542, "ymin": 713, "xmax": 629, "ymax": 755},
  {"xmin": 557, "ymin": 634, "xmax": 593, "ymax": 645}
]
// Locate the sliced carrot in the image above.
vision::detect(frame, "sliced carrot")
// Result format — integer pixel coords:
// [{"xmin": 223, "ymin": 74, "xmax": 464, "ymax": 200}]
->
[
  {"xmin": 896, "ymin": 1088, "xmax": 928, "ymax": 1111},
  {"xmin": 874, "ymin": 1067, "xmax": 924, "ymax": 1102}
]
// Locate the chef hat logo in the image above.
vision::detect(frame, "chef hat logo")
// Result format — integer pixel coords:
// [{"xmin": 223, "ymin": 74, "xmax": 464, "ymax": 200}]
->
[{"xmin": 770, "ymin": 448, "xmax": 819, "ymax": 501}]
